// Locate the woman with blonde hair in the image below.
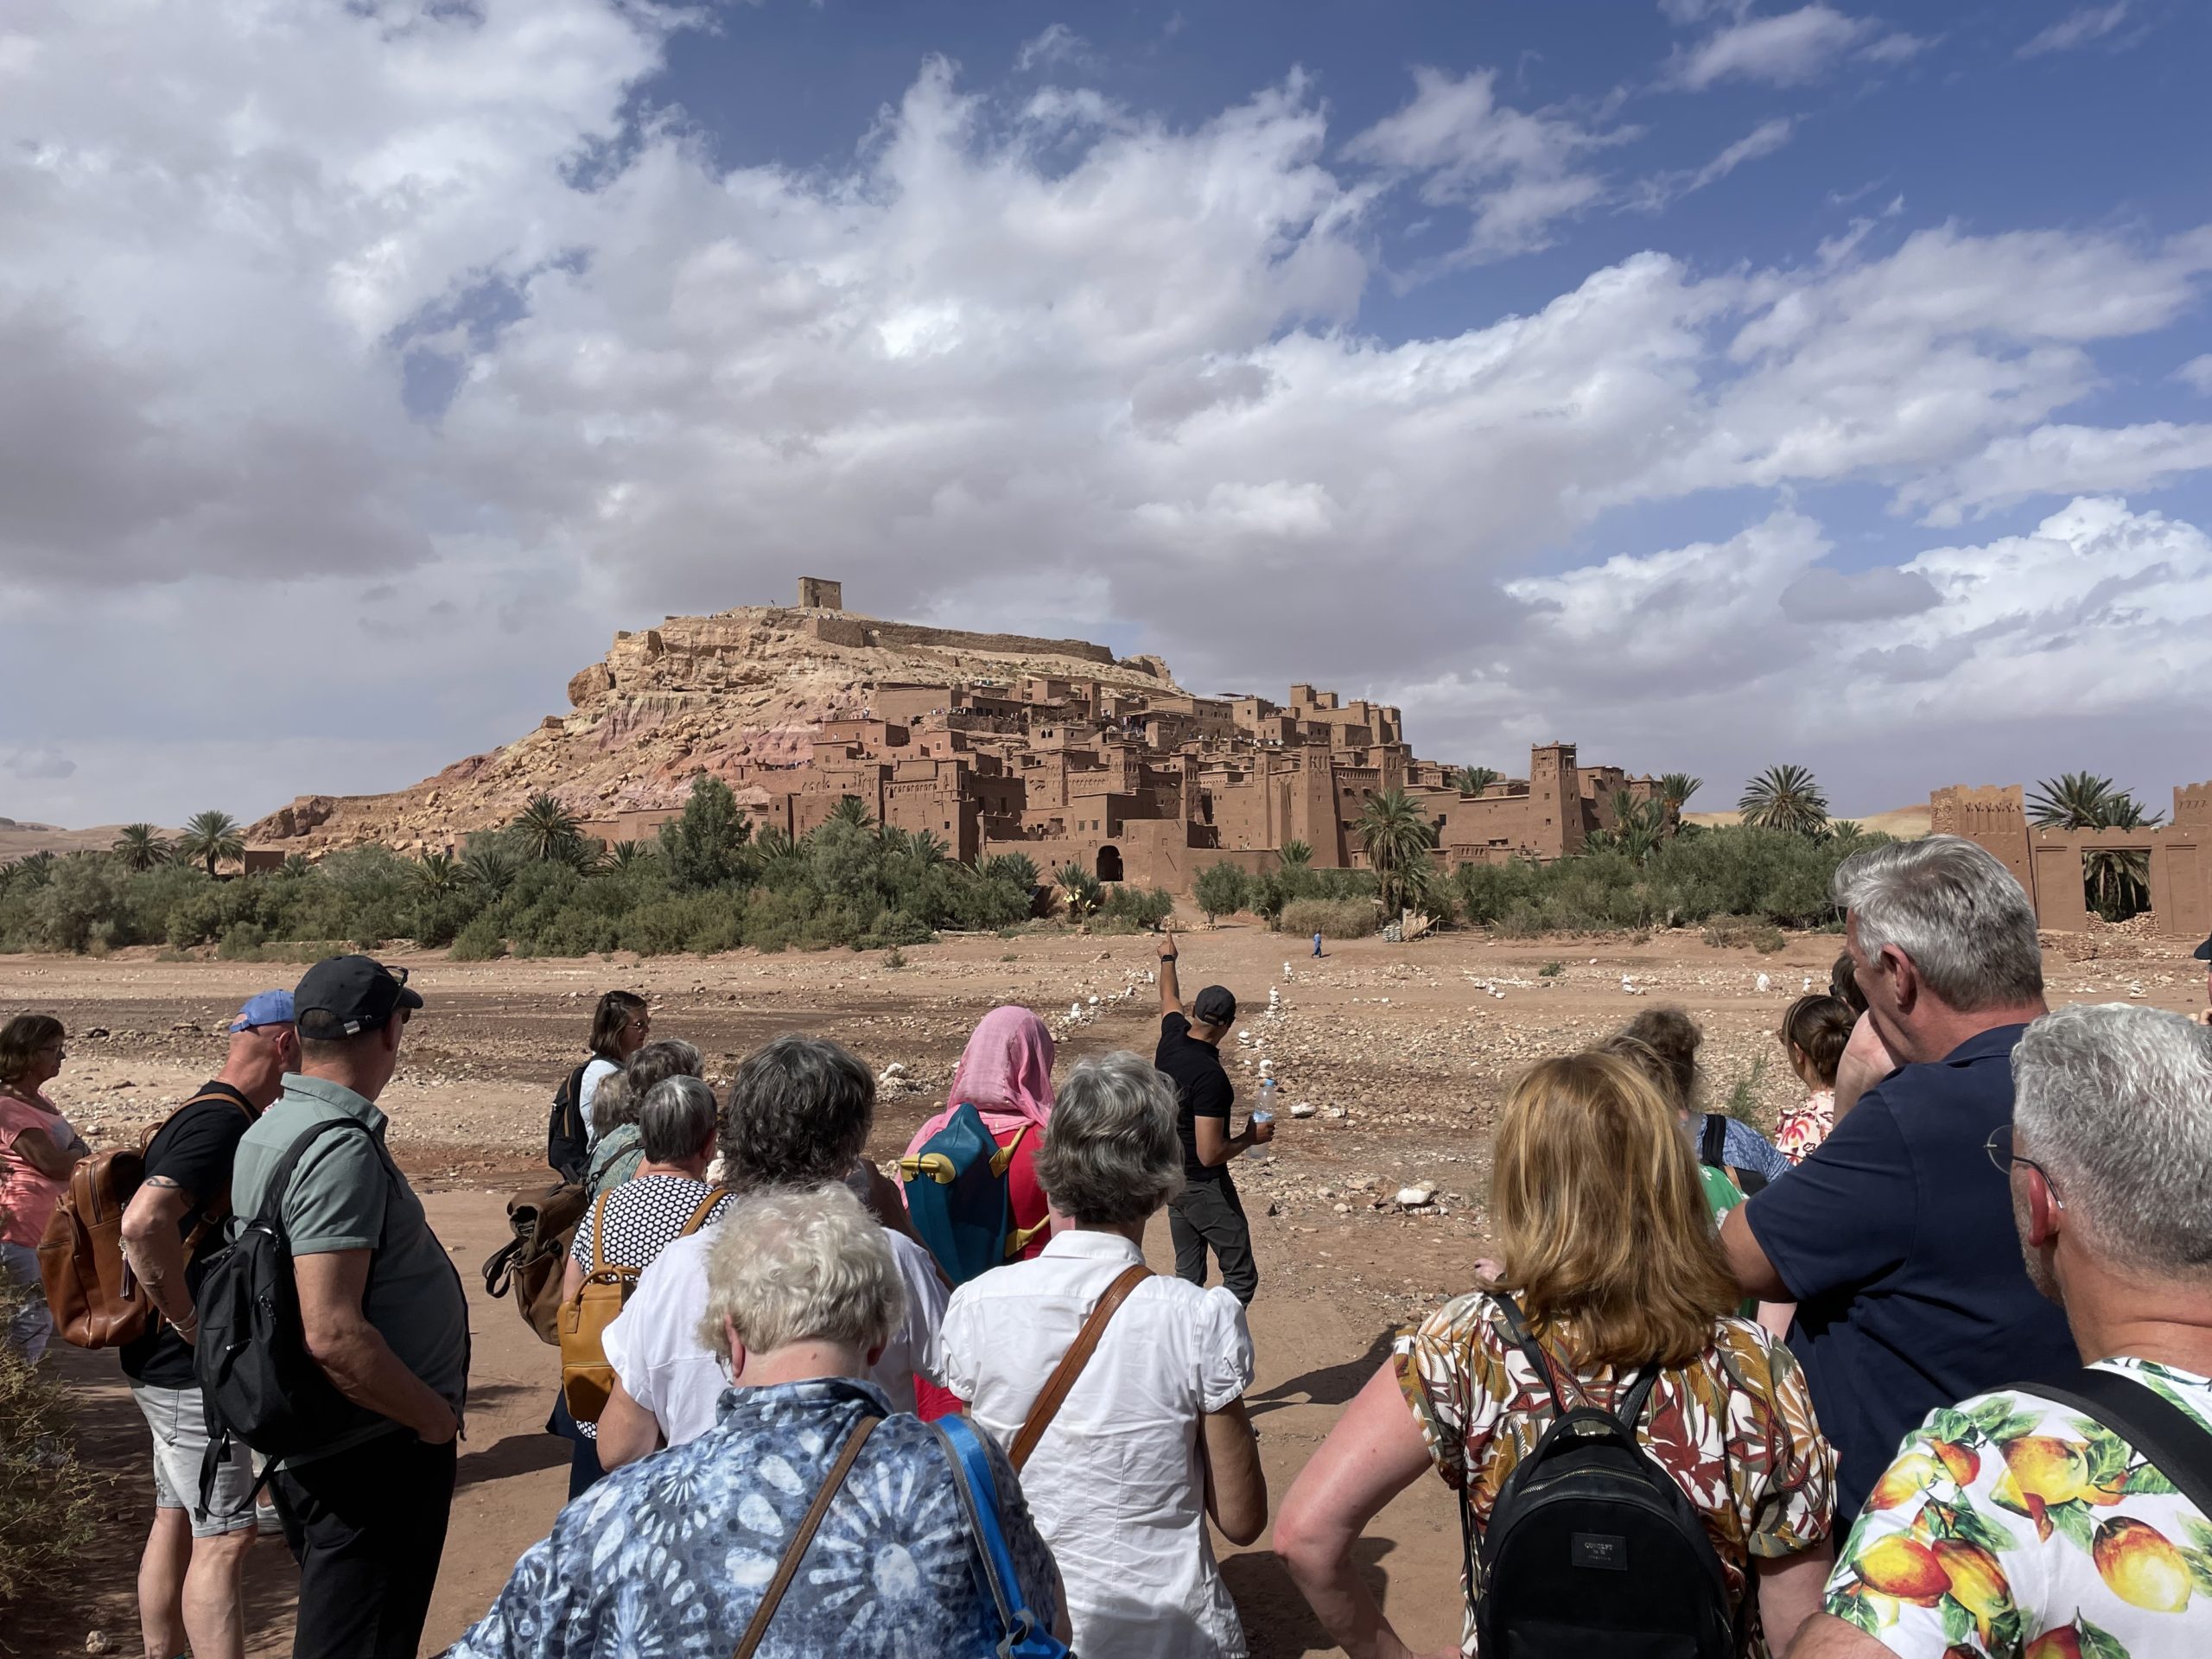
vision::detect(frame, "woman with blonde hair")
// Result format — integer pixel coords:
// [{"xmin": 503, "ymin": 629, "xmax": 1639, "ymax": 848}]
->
[{"xmin": 1274, "ymin": 1051, "xmax": 1835, "ymax": 1659}]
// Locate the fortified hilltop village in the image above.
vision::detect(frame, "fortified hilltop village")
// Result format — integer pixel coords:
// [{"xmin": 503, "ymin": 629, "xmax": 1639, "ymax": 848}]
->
[{"xmin": 245, "ymin": 577, "xmax": 2212, "ymax": 941}]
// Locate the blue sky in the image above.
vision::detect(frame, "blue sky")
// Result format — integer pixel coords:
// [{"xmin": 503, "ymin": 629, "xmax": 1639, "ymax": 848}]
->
[{"xmin": 3, "ymin": 0, "xmax": 2209, "ymax": 826}]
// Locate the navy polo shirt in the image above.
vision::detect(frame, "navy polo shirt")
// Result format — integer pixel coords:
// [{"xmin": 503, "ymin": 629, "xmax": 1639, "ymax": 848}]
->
[{"xmin": 1743, "ymin": 1022, "xmax": 2077, "ymax": 1524}]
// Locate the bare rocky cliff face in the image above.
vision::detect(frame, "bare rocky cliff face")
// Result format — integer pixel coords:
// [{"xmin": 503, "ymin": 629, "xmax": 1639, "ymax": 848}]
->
[{"xmin": 245, "ymin": 605, "xmax": 1179, "ymax": 855}]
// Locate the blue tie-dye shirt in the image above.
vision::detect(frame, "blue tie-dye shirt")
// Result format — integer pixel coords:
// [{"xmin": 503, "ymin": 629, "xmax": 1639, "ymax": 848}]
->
[{"xmin": 447, "ymin": 1377, "xmax": 1061, "ymax": 1659}]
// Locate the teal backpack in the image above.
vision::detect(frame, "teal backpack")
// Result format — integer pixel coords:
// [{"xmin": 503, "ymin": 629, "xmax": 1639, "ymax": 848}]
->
[{"xmin": 898, "ymin": 1103, "xmax": 1044, "ymax": 1286}]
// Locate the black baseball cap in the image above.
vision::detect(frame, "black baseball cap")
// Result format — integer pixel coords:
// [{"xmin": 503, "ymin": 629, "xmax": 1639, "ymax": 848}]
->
[
  {"xmin": 294, "ymin": 956, "xmax": 423, "ymax": 1040},
  {"xmin": 1192, "ymin": 985, "xmax": 1237, "ymax": 1026},
  {"xmin": 2196, "ymin": 933, "xmax": 2211, "ymax": 963}
]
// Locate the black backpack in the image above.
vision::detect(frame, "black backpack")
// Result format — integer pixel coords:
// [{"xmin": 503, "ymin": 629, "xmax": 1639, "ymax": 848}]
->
[
  {"xmin": 547, "ymin": 1063, "xmax": 590, "ymax": 1185},
  {"xmin": 1471, "ymin": 1296, "xmax": 1737, "ymax": 1659},
  {"xmin": 1700, "ymin": 1114, "xmax": 1768, "ymax": 1197},
  {"xmin": 193, "ymin": 1117, "xmax": 391, "ymax": 1516}
]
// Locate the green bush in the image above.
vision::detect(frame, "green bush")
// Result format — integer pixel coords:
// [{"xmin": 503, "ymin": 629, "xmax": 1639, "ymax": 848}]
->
[
  {"xmin": 1281, "ymin": 897, "xmax": 1378, "ymax": 939},
  {"xmin": 1192, "ymin": 863, "xmax": 1249, "ymax": 923},
  {"xmin": 1097, "ymin": 885, "xmax": 1174, "ymax": 931},
  {"xmin": 449, "ymin": 914, "xmax": 506, "ymax": 960}
]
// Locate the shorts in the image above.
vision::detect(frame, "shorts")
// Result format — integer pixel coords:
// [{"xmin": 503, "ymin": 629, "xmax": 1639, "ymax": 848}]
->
[{"xmin": 130, "ymin": 1382, "xmax": 256, "ymax": 1537}]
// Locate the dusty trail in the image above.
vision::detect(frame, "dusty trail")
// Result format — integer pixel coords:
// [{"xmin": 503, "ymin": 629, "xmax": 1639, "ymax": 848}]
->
[{"xmin": 9, "ymin": 920, "xmax": 2198, "ymax": 1656}]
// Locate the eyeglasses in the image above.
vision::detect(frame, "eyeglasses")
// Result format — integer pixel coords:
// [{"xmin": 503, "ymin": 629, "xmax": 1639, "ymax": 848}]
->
[
  {"xmin": 381, "ymin": 964, "xmax": 410, "ymax": 988},
  {"xmin": 1985, "ymin": 1124, "xmax": 2063, "ymax": 1208}
]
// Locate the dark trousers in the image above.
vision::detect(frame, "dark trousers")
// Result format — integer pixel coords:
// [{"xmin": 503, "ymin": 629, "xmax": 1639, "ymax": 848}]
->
[
  {"xmin": 545, "ymin": 1391, "xmax": 607, "ymax": 1500},
  {"xmin": 1169, "ymin": 1175, "xmax": 1257, "ymax": 1303},
  {"xmin": 273, "ymin": 1433, "xmax": 455, "ymax": 1659}
]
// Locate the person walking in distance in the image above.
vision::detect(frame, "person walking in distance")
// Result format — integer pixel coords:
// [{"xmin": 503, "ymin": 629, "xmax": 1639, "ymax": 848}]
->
[
  {"xmin": 226, "ymin": 957, "xmax": 468, "ymax": 1659},
  {"xmin": 118, "ymin": 991, "xmax": 296, "ymax": 1659},
  {"xmin": 2195, "ymin": 928, "xmax": 2210, "ymax": 1025},
  {"xmin": 1154, "ymin": 931, "xmax": 1272, "ymax": 1304}
]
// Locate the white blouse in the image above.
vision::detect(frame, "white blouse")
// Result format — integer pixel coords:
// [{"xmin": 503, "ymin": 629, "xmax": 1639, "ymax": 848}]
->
[{"xmin": 932, "ymin": 1230, "xmax": 1255, "ymax": 1659}]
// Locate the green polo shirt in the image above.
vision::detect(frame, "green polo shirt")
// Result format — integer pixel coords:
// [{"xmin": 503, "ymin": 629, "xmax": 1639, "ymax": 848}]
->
[{"xmin": 230, "ymin": 1073, "xmax": 470, "ymax": 1444}]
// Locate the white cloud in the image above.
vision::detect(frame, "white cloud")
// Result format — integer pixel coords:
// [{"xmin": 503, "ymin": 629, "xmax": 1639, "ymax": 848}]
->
[
  {"xmin": 1345, "ymin": 67, "xmax": 1629, "ymax": 263},
  {"xmin": 2177, "ymin": 354, "xmax": 2212, "ymax": 394},
  {"xmin": 1014, "ymin": 23, "xmax": 1090, "ymax": 73},
  {"xmin": 1, "ymin": 2, "xmax": 2209, "ymax": 822},
  {"xmin": 1634, "ymin": 116, "xmax": 1796, "ymax": 209},
  {"xmin": 1663, "ymin": 3, "xmax": 1929, "ymax": 90},
  {"xmin": 1899, "ymin": 423, "xmax": 2212, "ymax": 524},
  {"xmin": 2018, "ymin": 3, "xmax": 2133, "ymax": 57}
]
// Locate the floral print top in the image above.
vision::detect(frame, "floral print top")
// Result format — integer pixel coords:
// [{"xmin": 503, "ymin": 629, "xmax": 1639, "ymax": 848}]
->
[
  {"xmin": 1773, "ymin": 1089, "xmax": 1836, "ymax": 1166},
  {"xmin": 447, "ymin": 1376, "xmax": 1062, "ymax": 1659},
  {"xmin": 1823, "ymin": 1358, "xmax": 2212, "ymax": 1658},
  {"xmin": 1394, "ymin": 1292, "xmax": 1835, "ymax": 1657}
]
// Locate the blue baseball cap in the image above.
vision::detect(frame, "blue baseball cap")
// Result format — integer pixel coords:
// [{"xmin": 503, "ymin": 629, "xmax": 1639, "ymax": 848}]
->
[{"xmin": 229, "ymin": 990, "xmax": 296, "ymax": 1033}]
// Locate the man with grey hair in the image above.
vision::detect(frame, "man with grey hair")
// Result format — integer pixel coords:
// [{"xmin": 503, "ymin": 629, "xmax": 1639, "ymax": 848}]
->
[
  {"xmin": 451, "ymin": 1185, "xmax": 1069, "ymax": 1659},
  {"xmin": 1791, "ymin": 1003, "xmax": 2212, "ymax": 1658},
  {"xmin": 1721, "ymin": 836, "xmax": 2076, "ymax": 1522},
  {"xmin": 595, "ymin": 1035, "xmax": 950, "ymax": 1470}
]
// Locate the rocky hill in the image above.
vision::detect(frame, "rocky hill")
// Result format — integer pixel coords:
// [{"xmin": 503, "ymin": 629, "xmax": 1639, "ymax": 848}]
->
[{"xmin": 246, "ymin": 603, "xmax": 1179, "ymax": 855}]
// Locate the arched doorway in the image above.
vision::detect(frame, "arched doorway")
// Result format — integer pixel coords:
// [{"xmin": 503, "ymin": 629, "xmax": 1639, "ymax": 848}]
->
[{"xmin": 1096, "ymin": 845, "xmax": 1124, "ymax": 882}]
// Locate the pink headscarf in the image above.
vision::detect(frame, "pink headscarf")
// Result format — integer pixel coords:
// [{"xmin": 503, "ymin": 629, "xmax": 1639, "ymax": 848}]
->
[{"xmin": 902, "ymin": 1004, "xmax": 1057, "ymax": 1156}]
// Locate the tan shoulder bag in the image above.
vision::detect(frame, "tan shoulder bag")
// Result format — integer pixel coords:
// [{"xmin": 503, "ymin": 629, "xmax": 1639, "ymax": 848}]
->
[{"xmin": 559, "ymin": 1186, "xmax": 722, "ymax": 1421}]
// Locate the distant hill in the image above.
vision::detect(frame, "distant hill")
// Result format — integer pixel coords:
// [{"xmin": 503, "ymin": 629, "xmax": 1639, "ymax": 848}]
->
[
  {"xmin": 0, "ymin": 821, "xmax": 181, "ymax": 860},
  {"xmin": 1684, "ymin": 805, "xmax": 1931, "ymax": 838}
]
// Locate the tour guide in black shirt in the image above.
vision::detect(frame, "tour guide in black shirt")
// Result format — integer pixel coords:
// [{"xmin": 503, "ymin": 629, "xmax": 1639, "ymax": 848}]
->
[{"xmin": 1154, "ymin": 931, "xmax": 1272, "ymax": 1303}]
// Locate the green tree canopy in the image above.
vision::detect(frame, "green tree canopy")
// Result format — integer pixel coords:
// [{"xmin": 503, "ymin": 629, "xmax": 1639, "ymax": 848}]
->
[
  {"xmin": 177, "ymin": 810, "xmax": 245, "ymax": 876},
  {"xmin": 1737, "ymin": 766, "xmax": 1828, "ymax": 837},
  {"xmin": 658, "ymin": 776, "xmax": 756, "ymax": 890}
]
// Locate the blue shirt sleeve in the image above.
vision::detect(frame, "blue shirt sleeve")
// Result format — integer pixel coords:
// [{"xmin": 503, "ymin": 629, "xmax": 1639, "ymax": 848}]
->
[
  {"xmin": 1742, "ymin": 1093, "xmax": 1916, "ymax": 1302},
  {"xmin": 1720, "ymin": 1116, "xmax": 1793, "ymax": 1185}
]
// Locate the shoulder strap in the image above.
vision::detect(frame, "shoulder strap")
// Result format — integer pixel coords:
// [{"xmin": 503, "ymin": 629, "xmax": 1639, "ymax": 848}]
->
[
  {"xmin": 1010, "ymin": 1262, "xmax": 1152, "ymax": 1471},
  {"xmin": 677, "ymin": 1189, "xmax": 724, "ymax": 1237},
  {"xmin": 932, "ymin": 1414, "xmax": 1059, "ymax": 1652},
  {"xmin": 588, "ymin": 1190, "xmax": 614, "ymax": 1274},
  {"xmin": 1494, "ymin": 1293, "xmax": 1570, "ymax": 1417},
  {"xmin": 2018, "ymin": 1368, "xmax": 2212, "ymax": 1521},
  {"xmin": 252, "ymin": 1117, "xmax": 374, "ymax": 1232},
  {"xmin": 1700, "ymin": 1113, "xmax": 1726, "ymax": 1168},
  {"xmin": 730, "ymin": 1414, "xmax": 882, "ymax": 1659}
]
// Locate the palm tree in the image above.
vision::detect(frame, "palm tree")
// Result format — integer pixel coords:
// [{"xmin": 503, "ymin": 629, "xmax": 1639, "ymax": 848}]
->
[
  {"xmin": 512, "ymin": 794, "xmax": 583, "ymax": 862},
  {"xmin": 111, "ymin": 823, "xmax": 171, "ymax": 871},
  {"xmin": 1055, "ymin": 862, "xmax": 1103, "ymax": 920},
  {"xmin": 1825, "ymin": 821, "xmax": 1866, "ymax": 844},
  {"xmin": 1657, "ymin": 773, "xmax": 1703, "ymax": 829},
  {"xmin": 982, "ymin": 852, "xmax": 1039, "ymax": 891},
  {"xmin": 461, "ymin": 845, "xmax": 518, "ymax": 895},
  {"xmin": 12, "ymin": 850, "xmax": 57, "ymax": 887},
  {"xmin": 877, "ymin": 825, "xmax": 914, "ymax": 858},
  {"xmin": 1455, "ymin": 766, "xmax": 1502, "ymax": 797},
  {"xmin": 1278, "ymin": 839, "xmax": 1313, "ymax": 870},
  {"xmin": 1588, "ymin": 791, "xmax": 1667, "ymax": 865},
  {"xmin": 2030, "ymin": 772, "xmax": 2164, "ymax": 919},
  {"xmin": 1737, "ymin": 766, "xmax": 1828, "ymax": 837},
  {"xmin": 410, "ymin": 850, "xmax": 461, "ymax": 894},
  {"xmin": 906, "ymin": 829, "xmax": 950, "ymax": 867},
  {"xmin": 177, "ymin": 810, "xmax": 245, "ymax": 875},
  {"xmin": 607, "ymin": 839, "xmax": 656, "ymax": 873},
  {"xmin": 755, "ymin": 825, "xmax": 798, "ymax": 865},
  {"xmin": 280, "ymin": 854, "xmax": 315, "ymax": 880},
  {"xmin": 1356, "ymin": 788, "xmax": 1435, "ymax": 915},
  {"xmin": 829, "ymin": 795, "xmax": 874, "ymax": 831}
]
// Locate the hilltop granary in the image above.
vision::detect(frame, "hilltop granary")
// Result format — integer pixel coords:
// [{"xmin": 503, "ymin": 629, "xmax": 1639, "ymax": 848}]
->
[{"xmin": 572, "ymin": 581, "xmax": 1662, "ymax": 890}]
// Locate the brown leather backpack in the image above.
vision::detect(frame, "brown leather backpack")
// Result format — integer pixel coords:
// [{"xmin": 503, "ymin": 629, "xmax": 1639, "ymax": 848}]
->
[
  {"xmin": 481, "ymin": 1179, "xmax": 592, "ymax": 1345},
  {"xmin": 558, "ymin": 1186, "xmax": 722, "ymax": 1421},
  {"xmin": 35, "ymin": 1089, "xmax": 245, "ymax": 1350}
]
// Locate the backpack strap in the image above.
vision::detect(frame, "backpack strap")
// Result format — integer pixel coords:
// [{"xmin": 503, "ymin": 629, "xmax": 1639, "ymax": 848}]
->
[
  {"xmin": 2014, "ymin": 1368, "xmax": 2212, "ymax": 1521},
  {"xmin": 1699, "ymin": 1113, "xmax": 1727, "ymax": 1169},
  {"xmin": 730, "ymin": 1414, "xmax": 882, "ymax": 1659},
  {"xmin": 931, "ymin": 1414, "xmax": 1067, "ymax": 1656},
  {"xmin": 1010, "ymin": 1262, "xmax": 1152, "ymax": 1471},
  {"xmin": 1494, "ymin": 1294, "xmax": 1570, "ymax": 1417},
  {"xmin": 252, "ymin": 1118, "xmax": 377, "ymax": 1233}
]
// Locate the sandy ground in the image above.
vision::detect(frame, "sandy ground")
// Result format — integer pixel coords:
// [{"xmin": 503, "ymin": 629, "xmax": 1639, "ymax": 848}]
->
[{"xmin": 10, "ymin": 920, "xmax": 2207, "ymax": 1657}]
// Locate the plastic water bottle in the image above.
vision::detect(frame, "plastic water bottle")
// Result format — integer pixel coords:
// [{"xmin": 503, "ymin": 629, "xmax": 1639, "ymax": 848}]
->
[{"xmin": 1250, "ymin": 1078, "xmax": 1278, "ymax": 1164}]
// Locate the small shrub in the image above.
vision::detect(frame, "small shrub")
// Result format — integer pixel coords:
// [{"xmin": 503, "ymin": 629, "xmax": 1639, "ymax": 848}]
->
[
  {"xmin": 1703, "ymin": 915, "xmax": 1786, "ymax": 954},
  {"xmin": 0, "ymin": 1267, "xmax": 105, "ymax": 1604},
  {"xmin": 449, "ymin": 914, "xmax": 507, "ymax": 961},
  {"xmin": 1193, "ymin": 862, "xmax": 1250, "ymax": 924},
  {"xmin": 1721, "ymin": 1055, "xmax": 1771, "ymax": 1125},
  {"xmin": 1538, "ymin": 960, "xmax": 1563, "ymax": 977},
  {"xmin": 883, "ymin": 946, "xmax": 907, "ymax": 969},
  {"xmin": 1280, "ymin": 898, "xmax": 1378, "ymax": 940}
]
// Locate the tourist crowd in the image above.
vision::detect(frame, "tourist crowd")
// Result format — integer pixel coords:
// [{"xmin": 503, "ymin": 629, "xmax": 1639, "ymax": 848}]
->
[{"xmin": 2, "ymin": 836, "xmax": 2210, "ymax": 1658}]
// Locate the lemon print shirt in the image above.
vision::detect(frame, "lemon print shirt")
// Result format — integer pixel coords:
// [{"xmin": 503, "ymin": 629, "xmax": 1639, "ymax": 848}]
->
[{"xmin": 1823, "ymin": 1357, "xmax": 2212, "ymax": 1658}]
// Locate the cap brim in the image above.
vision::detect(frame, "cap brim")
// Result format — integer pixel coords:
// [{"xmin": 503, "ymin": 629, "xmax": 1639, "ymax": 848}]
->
[
  {"xmin": 397, "ymin": 984, "xmax": 425, "ymax": 1011},
  {"xmin": 2196, "ymin": 938, "xmax": 2212, "ymax": 962}
]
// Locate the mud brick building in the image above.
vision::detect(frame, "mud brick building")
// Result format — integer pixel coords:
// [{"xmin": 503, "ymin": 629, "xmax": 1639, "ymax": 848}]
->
[{"xmin": 1932, "ymin": 781, "xmax": 2212, "ymax": 941}]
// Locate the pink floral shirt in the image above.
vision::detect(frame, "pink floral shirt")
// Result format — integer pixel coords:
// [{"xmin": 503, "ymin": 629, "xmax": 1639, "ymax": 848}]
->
[{"xmin": 1774, "ymin": 1088, "xmax": 1836, "ymax": 1166}]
